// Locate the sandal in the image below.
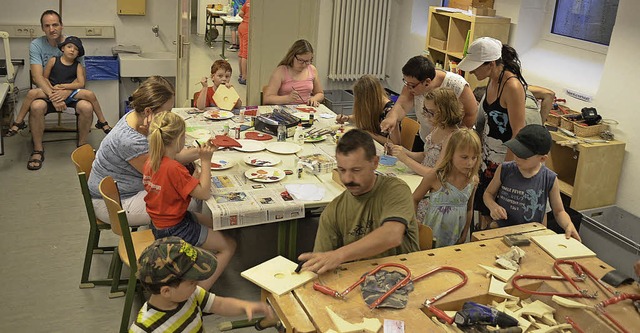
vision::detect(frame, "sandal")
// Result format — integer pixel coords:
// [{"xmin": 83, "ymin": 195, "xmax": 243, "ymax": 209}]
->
[
  {"xmin": 95, "ymin": 121, "xmax": 112, "ymax": 134},
  {"xmin": 5, "ymin": 121, "xmax": 27, "ymax": 137},
  {"xmin": 27, "ymin": 150, "xmax": 45, "ymax": 171}
]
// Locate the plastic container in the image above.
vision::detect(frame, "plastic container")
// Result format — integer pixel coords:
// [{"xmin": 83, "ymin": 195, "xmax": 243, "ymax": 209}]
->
[
  {"xmin": 323, "ymin": 90, "xmax": 354, "ymax": 115},
  {"xmin": 85, "ymin": 56, "xmax": 119, "ymax": 81},
  {"xmin": 579, "ymin": 205, "xmax": 640, "ymax": 279},
  {"xmin": 294, "ymin": 124, "xmax": 304, "ymax": 145}
]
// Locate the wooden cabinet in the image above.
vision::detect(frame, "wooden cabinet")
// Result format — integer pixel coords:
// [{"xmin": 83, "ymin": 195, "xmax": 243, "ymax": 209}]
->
[
  {"xmin": 546, "ymin": 131, "xmax": 626, "ymax": 211},
  {"xmin": 425, "ymin": 6, "xmax": 510, "ymax": 89},
  {"xmin": 118, "ymin": 0, "xmax": 146, "ymax": 16}
]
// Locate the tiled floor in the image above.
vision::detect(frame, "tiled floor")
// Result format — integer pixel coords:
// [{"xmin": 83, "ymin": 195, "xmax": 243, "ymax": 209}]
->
[{"xmin": 0, "ymin": 21, "xmax": 317, "ymax": 332}]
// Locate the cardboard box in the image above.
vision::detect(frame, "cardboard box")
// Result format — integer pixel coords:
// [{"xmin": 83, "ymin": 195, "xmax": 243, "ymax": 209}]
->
[
  {"xmin": 254, "ymin": 115, "xmax": 299, "ymax": 137},
  {"xmin": 429, "ymin": 37, "xmax": 447, "ymax": 50},
  {"xmin": 472, "ymin": 7, "xmax": 496, "ymax": 16},
  {"xmin": 449, "ymin": 0, "xmax": 494, "ymax": 10}
]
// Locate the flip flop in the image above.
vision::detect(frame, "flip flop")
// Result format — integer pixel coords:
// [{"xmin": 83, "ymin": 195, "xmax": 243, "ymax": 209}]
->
[{"xmin": 27, "ymin": 150, "xmax": 45, "ymax": 171}]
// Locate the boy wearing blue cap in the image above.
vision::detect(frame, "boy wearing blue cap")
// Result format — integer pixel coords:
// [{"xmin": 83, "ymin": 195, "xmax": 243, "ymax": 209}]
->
[
  {"xmin": 483, "ymin": 124, "xmax": 581, "ymax": 241},
  {"xmin": 130, "ymin": 237, "xmax": 273, "ymax": 333},
  {"xmin": 7, "ymin": 35, "xmax": 112, "ymax": 137}
]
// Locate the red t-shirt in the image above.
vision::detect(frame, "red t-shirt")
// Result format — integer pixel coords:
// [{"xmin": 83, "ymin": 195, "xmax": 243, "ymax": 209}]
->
[
  {"xmin": 193, "ymin": 86, "xmax": 217, "ymax": 107},
  {"xmin": 143, "ymin": 157, "xmax": 200, "ymax": 229}
]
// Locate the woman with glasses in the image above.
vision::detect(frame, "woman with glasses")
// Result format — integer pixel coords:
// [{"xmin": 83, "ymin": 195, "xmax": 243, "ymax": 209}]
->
[
  {"xmin": 380, "ymin": 56, "xmax": 477, "ymax": 152},
  {"xmin": 456, "ymin": 37, "xmax": 528, "ymax": 231},
  {"xmin": 263, "ymin": 39, "xmax": 324, "ymax": 106}
]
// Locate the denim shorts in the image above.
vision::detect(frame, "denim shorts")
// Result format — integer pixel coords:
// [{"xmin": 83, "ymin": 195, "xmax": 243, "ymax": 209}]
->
[{"xmin": 151, "ymin": 212, "xmax": 208, "ymax": 247}]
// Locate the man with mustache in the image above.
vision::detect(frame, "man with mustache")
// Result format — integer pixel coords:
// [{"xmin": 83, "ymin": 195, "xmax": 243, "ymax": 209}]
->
[{"xmin": 298, "ymin": 129, "xmax": 419, "ymax": 274}]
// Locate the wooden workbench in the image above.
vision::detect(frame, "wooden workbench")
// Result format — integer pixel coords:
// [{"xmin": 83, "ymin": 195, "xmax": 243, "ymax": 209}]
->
[
  {"xmin": 264, "ymin": 236, "xmax": 640, "ymax": 332},
  {"xmin": 471, "ymin": 222, "xmax": 555, "ymax": 242}
]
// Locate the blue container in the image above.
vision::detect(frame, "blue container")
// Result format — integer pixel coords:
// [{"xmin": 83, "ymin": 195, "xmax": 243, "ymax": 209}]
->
[{"xmin": 85, "ymin": 56, "xmax": 119, "ymax": 81}]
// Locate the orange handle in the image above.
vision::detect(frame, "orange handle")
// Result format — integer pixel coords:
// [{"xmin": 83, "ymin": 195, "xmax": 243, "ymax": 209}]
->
[
  {"xmin": 427, "ymin": 304, "xmax": 454, "ymax": 325},
  {"xmin": 313, "ymin": 282, "xmax": 339, "ymax": 298}
]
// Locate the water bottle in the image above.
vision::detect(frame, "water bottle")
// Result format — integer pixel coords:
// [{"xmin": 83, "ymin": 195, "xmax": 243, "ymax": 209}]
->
[
  {"xmin": 294, "ymin": 123, "xmax": 304, "ymax": 145},
  {"xmin": 277, "ymin": 123, "xmax": 287, "ymax": 142}
]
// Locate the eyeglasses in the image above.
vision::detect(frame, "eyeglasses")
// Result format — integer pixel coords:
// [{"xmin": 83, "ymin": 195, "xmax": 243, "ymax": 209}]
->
[
  {"xmin": 295, "ymin": 55, "xmax": 313, "ymax": 65},
  {"xmin": 402, "ymin": 77, "xmax": 424, "ymax": 89},
  {"xmin": 422, "ymin": 106, "xmax": 435, "ymax": 118}
]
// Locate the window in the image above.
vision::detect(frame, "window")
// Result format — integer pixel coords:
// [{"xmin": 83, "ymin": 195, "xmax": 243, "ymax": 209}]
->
[{"xmin": 551, "ymin": 0, "xmax": 619, "ymax": 46}]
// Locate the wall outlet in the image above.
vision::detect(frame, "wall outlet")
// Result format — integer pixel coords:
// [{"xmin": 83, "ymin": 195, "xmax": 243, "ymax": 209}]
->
[
  {"xmin": 14, "ymin": 26, "xmax": 36, "ymax": 37},
  {"xmin": 86, "ymin": 27, "xmax": 103, "ymax": 36},
  {"xmin": 565, "ymin": 88, "xmax": 593, "ymax": 103}
]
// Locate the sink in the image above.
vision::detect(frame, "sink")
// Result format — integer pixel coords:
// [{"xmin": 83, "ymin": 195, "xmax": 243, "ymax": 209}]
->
[{"xmin": 119, "ymin": 51, "xmax": 176, "ymax": 78}]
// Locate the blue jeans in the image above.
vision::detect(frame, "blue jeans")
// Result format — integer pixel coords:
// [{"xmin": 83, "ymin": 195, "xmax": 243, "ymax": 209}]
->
[{"xmin": 151, "ymin": 212, "xmax": 208, "ymax": 246}]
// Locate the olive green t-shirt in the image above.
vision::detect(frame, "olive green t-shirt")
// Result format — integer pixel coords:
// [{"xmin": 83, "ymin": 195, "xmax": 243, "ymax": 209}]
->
[{"xmin": 314, "ymin": 175, "xmax": 419, "ymax": 258}]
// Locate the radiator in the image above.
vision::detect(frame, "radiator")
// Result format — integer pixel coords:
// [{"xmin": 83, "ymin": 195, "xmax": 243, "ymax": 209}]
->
[{"xmin": 328, "ymin": 0, "xmax": 391, "ymax": 81}]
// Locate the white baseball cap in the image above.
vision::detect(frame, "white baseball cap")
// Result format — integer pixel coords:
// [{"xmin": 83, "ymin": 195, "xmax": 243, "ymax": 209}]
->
[{"xmin": 458, "ymin": 37, "xmax": 503, "ymax": 72}]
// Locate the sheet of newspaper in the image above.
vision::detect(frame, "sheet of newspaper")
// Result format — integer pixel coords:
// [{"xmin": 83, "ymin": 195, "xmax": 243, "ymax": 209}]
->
[{"xmin": 206, "ymin": 172, "xmax": 305, "ymax": 230}]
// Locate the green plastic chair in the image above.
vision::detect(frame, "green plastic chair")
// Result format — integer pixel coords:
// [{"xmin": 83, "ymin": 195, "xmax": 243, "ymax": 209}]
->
[
  {"xmin": 71, "ymin": 144, "xmax": 117, "ymax": 289},
  {"xmin": 100, "ymin": 176, "xmax": 155, "ymax": 332}
]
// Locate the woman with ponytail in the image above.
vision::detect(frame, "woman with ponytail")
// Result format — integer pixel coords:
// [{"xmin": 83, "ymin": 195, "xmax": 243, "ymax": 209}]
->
[{"xmin": 458, "ymin": 37, "xmax": 528, "ymax": 230}]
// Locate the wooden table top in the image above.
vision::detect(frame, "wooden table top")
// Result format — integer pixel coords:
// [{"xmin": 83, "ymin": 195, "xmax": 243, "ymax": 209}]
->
[
  {"xmin": 471, "ymin": 222, "xmax": 554, "ymax": 241},
  {"xmin": 265, "ymin": 236, "xmax": 640, "ymax": 333}
]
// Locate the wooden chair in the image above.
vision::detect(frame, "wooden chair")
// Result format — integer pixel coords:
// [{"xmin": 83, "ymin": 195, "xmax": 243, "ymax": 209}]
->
[
  {"xmin": 418, "ymin": 224, "xmax": 434, "ymax": 250},
  {"xmin": 260, "ymin": 85, "xmax": 268, "ymax": 105},
  {"xmin": 99, "ymin": 176, "xmax": 155, "ymax": 332},
  {"xmin": 71, "ymin": 144, "xmax": 117, "ymax": 289},
  {"xmin": 400, "ymin": 117, "xmax": 420, "ymax": 150}
]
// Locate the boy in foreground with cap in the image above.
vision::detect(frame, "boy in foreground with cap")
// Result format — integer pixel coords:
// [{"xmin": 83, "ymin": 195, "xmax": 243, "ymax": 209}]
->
[
  {"xmin": 7, "ymin": 35, "xmax": 111, "ymax": 137},
  {"xmin": 482, "ymin": 124, "xmax": 580, "ymax": 241},
  {"xmin": 130, "ymin": 237, "xmax": 273, "ymax": 332}
]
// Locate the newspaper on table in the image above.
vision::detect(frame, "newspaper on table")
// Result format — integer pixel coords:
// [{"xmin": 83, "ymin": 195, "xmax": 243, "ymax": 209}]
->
[{"xmin": 207, "ymin": 173, "xmax": 305, "ymax": 230}]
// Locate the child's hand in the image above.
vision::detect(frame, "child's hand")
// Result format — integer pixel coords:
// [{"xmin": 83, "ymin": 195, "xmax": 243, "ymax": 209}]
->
[
  {"xmin": 198, "ymin": 145, "xmax": 215, "ymax": 162},
  {"xmin": 225, "ymin": 82, "xmax": 234, "ymax": 88},
  {"xmin": 336, "ymin": 115, "xmax": 349, "ymax": 124},
  {"xmin": 243, "ymin": 302, "xmax": 274, "ymax": 321},
  {"xmin": 289, "ymin": 90, "xmax": 302, "ymax": 103},
  {"xmin": 489, "ymin": 205, "xmax": 508, "ymax": 221},
  {"xmin": 389, "ymin": 144, "xmax": 406, "ymax": 159},
  {"xmin": 564, "ymin": 224, "xmax": 581, "ymax": 242},
  {"xmin": 307, "ymin": 99, "xmax": 319, "ymax": 107},
  {"xmin": 200, "ymin": 77, "xmax": 208, "ymax": 88}
]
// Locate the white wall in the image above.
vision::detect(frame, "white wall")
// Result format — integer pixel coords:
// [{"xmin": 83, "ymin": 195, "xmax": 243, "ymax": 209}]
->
[{"xmin": 594, "ymin": 0, "xmax": 640, "ymax": 214}]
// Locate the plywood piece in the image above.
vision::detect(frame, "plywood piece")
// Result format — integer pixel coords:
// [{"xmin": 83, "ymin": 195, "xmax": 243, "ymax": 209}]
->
[
  {"xmin": 241, "ymin": 256, "xmax": 316, "ymax": 295},
  {"xmin": 531, "ymin": 234, "xmax": 596, "ymax": 259},
  {"xmin": 325, "ymin": 306, "xmax": 381, "ymax": 333},
  {"xmin": 478, "ymin": 264, "xmax": 516, "ymax": 282},
  {"xmin": 488, "ymin": 276, "xmax": 518, "ymax": 300},
  {"xmin": 213, "ymin": 85, "xmax": 240, "ymax": 110}
]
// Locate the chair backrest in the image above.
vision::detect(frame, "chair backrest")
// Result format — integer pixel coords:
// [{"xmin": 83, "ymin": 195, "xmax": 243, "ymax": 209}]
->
[
  {"xmin": 99, "ymin": 176, "xmax": 138, "ymax": 271},
  {"xmin": 401, "ymin": 117, "xmax": 420, "ymax": 151},
  {"xmin": 418, "ymin": 223, "xmax": 434, "ymax": 250},
  {"xmin": 71, "ymin": 144, "xmax": 104, "ymax": 227},
  {"xmin": 260, "ymin": 85, "xmax": 268, "ymax": 105},
  {"xmin": 99, "ymin": 176, "xmax": 125, "ymax": 237}
]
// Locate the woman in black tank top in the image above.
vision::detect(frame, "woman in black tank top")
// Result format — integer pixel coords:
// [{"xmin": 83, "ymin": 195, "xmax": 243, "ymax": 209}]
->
[{"xmin": 457, "ymin": 37, "xmax": 528, "ymax": 229}]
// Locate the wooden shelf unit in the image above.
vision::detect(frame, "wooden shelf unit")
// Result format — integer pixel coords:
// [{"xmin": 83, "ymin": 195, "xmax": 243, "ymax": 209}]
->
[
  {"xmin": 425, "ymin": 6, "xmax": 511, "ymax": 89},
  {"xmin": 546, "ymin": 130, "xmax": 626, "ymax": 211}
]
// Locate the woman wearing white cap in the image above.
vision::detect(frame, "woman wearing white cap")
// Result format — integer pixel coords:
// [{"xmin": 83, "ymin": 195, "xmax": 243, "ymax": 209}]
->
[{"xmin": 457, "ymin": 37, "xmax": 527, "ymax": 230}]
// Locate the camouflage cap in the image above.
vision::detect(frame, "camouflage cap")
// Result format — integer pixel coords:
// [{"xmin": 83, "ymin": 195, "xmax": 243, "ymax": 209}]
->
[
  {"xmin": 137, "ymin": 237, "xmax": 217, "ymax": 284},
  {"xmin": 360, "ymin": 270, "xmax": 414, "ymax": 309}
]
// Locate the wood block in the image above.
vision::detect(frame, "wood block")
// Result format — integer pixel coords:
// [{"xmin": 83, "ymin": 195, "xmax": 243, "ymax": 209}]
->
[
  {"xmin": 478, "ymin": 264, "xmax": 516, "ymax": 282},
  {"xmin": 241, "ymin": 256, "xmax": 317, "ymax": 295},
  {"xmin": 488, "ymin": 276, "xmax": 518, "ymax": 300},
  {"xmin": 531, "ymin": 234, "xmax": 596, "ymax": 259},
  {"xmin": 325, "ymin": 306, "xmax": 381, "ymax": 333},
  {"xmin": 213, "ymin": 85, "xmax": 240, "ymax": 110}
]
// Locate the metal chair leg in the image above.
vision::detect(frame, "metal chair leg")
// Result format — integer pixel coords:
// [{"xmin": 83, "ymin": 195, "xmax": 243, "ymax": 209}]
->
[
  {"xmin": 109, "ymin": 253, "xmax": 126, "ymax": 298},
  {"xmin": 119, "ymin": 270, "xmax": 138, "ymax": 333},
  {"xmin": 79, "ymin": 226, "xmax": 99, "ymax": 288}
]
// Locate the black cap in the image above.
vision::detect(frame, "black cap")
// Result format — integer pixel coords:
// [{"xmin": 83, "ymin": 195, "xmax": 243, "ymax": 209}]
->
[
  {"xmin": 504, "ymin": 124, "xmax": 552, "ymax": 159},
  {"xmin": 58, "ymin": 36, "xmax": 85, "ymax": 58}
]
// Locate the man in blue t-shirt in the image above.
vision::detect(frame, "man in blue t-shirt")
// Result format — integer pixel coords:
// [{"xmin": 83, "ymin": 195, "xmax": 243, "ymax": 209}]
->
[{"xmin": 24, "ymin": 10, "xmax": 94, "ymax": 170}]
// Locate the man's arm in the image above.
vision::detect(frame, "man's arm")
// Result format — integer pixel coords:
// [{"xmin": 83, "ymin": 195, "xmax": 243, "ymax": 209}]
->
[
  {"xmin": 31, "ymin": 63, "xmax": 54, "ymax": 96},
  {"xmin": 298, "ymin": 221, "xmax": 406, "ymax": 274},
  {"xmin": 529, "ymin": 85, "xmax": 555, "ymax": 124},
  {"xmin": 380, "ymin": 86, "xmax": 413, "ymax": 133}
]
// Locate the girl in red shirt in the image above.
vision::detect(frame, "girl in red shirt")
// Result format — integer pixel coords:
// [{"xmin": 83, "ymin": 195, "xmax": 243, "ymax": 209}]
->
[{"xmin": 143, "ymin": 111, "xmax": 236, "ymax": 290}]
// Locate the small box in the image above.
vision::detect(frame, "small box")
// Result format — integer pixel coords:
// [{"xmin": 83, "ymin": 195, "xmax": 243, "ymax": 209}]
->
[
  {"xmin": 472, "ymin": 7, "xmax": 496, "ymax": 16},
  {"xmin": 449, "ymin": 0, "xmax": 494, "ymax": 10},
  {"xmin": 254, "ymin": 115, "xmax": 299, "ymax": 137},
  {"xmin": 429, "ymin": 37, "xmax": 447, "ymax": 50},
  {"xmin": 299, "ymin": 154, "xmax": 337, "ymax": 175}
]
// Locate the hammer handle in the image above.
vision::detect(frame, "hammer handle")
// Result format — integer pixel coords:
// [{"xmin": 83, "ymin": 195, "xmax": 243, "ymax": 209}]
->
[{"xmin": 427, "ymin": 304, "xmax": 454, "ymax": 325}]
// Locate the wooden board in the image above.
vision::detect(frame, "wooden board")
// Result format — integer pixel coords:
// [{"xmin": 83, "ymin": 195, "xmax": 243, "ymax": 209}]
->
[
  {"xmin": 471, "ymin": 222, "xmax": 548, "ymax": 241},
  {"xmin": 241, "ymin": 256, "xmax": 316, "ymax": 296},
  {"xmin": 213, "ymin": 85, "xmax": 240, "ymax": 110},
  {"xmin": 531, "ymin": 234, "xmax": 596, "ymax": 259}
]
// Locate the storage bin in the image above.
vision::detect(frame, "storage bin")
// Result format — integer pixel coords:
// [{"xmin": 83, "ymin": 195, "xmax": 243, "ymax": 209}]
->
[
  {"xmin": 84, "ymin": 56, "xmax": 119, "ymax": 81},
  {"xmin": 579, "ymin": 205, "xmax": 640, "ymax": 279},
  {"xmin": 323, "ymin": 90, "xmax": 354, "ymax": 116}
]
